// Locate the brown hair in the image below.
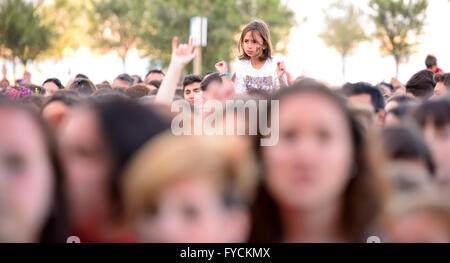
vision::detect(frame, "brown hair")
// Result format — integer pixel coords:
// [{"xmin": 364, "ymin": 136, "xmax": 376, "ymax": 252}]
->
[
  {"xmin": 122, "ymin": 133, "xmax": 258, "ymax": 221},
  {"xmin": 238, "ymin": 20, "xmax": 273, "ymax": 61},
  {"xmin": 125, "ymin": 84, "xmax": 150, "ymax": 99},
  {"xmin": 434, "ymin": 73, "xmax": 450, "ymax": 90},
  {"xmin": 249, "ymin": 79, "xmax": 389, "ymax": 242}
]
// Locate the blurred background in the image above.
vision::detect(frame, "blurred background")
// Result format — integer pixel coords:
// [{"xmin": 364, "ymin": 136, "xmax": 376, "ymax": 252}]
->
[{"xmin": 0, "ymin": 0, "xmax": 449, "ymax": 86}]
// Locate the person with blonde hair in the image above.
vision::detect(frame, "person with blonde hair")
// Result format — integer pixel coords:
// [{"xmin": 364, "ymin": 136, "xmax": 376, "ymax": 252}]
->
[{"xmin": 122, "ymin": 134, "xmax": 258, "ymax": 243}]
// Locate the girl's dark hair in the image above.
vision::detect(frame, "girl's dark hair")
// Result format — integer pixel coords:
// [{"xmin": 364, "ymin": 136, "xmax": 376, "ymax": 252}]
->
[
  {"xmin": 413, "ymin": 97, "xmax": 450, "ymax": 129},
  {"xmin": 238, "ymin": 20, "xmax": 273, "ymax": 61},
  {"xmin": 382, "ymin": 125, "xmax": 435, "ymax": 175},
  {"xmin": 86, "ymin": 97, "xmax": 170, "ymax": 217},
  {"xmin": 0, "ymin": 100, "xmax": 69, "ymax": 242},
  {"xmin": 249, "ymin": 79, "xmax": 386, "ymax": 242}
]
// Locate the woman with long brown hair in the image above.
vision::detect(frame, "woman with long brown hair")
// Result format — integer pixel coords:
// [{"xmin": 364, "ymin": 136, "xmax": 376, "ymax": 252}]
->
[{"xmin": 249, "ymin": 79, "xmax": 387, "ymax": 242}]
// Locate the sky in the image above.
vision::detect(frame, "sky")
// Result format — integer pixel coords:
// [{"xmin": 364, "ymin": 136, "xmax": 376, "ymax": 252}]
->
[{"xmin": 1, "ymin": 0, "xmax": 449, "ymax": 86}]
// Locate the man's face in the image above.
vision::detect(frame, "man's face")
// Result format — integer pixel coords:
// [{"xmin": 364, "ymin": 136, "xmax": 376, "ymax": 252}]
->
[
  {"xmin": 348, "ymin": 94, "xmax": 374, "ymax": 111},
  {"xmin": 113, "ymin": 78, "xmax": 132, "ymax": 89},
  {"xmin": 184, "ymin": 82, "xmax": 202, "ymax": 105},
  {"xmin": 433, "ymin": 82, "xmax": 448, "ymax": 98},
  {"xmin": 146, "ymin": 73, "xmax": 164, "ymax": 84}
]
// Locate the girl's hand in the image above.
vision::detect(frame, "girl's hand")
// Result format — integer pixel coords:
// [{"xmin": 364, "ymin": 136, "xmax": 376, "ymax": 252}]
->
[
  {"xmin": 170, "ymin": 36, "xmax": 197, "ymax": 67},
  {"xmin": 277, "ymin": 61, "xmax": 286, "ymax": 79},
  {"xmin": 215, "ymin": 61, "xmax": 228, "ymax": 75}
]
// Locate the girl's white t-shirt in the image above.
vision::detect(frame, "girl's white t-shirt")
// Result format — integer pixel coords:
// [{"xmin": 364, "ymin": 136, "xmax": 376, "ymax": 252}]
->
[{"xmin": 233, "ymin": 58, "xmax": 286, "ymax": 94}]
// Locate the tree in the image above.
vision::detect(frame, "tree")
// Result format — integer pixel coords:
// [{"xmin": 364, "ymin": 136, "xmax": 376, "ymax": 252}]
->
[
  {"xmin": 0, "ymin": 0, "xmax": 55, "ymax": 79},
  {"xmin": 89, "ymin": 0, "xmax": 145, "ymax": 71},
  {"xmin": 41, "ymin": 0, "xmax": 93, "ymax": 59},
  {"xmin": 138, "ymin": 0, "xmax": 295, "ymax": 74},
  {"xmin": 319, "ymin": 1, "xmax": 366, "ymax": 81},
  {"xmin": 369, "ymin": 0, "xmax": 428, "ymax": 77}
]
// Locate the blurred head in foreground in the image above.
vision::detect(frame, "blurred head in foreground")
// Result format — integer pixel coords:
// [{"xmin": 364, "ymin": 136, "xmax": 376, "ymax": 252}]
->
[
  {"xmin": 0, "ymin": 100, "xmax": 68, "ymax": 242},
  {"xmin": 59, "ymin": 97, "xmax": 168, "ymax": 242},
  {"xmin": 123, "ymin": 134, "xmax": 258, "ymax": 243},
  {"xmin": 250, "ymin": 79, "xmax": 387, "ymax": 242},
  {"xmin": 381, "ymin": 190, "xmax": 450, "ymax": 243}
]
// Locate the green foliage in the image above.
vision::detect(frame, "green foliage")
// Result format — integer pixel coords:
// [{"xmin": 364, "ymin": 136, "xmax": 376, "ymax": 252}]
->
[
  {"xmin": 369, "ymin": 0, "xmax": 428, "ymax": 76},
  {"xmin": 319, "ymin": 1, "xmax": 367, "ymax": 79},
  {"xmin": 320, "ymin": 2, "xmax": 366, "ymax": 57},
  {"xmin": 0, "ymin": 0, "xmax": 55, "ymax": 67},
  {"xmin": 89, "ymin": 0, "xmax": 145, "ymax": 69},
  {"xmin": 41, "ymin": 0, "xmax": 93, "ymax": 59}
]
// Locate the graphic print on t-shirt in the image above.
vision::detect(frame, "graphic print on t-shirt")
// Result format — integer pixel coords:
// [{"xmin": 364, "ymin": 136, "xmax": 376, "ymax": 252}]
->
[{"xmin": 245, "ymin": 75, "xmax": 274, "ymax": 92}]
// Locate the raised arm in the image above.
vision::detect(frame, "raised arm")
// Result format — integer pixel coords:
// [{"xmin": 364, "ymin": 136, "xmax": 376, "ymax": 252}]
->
[
  {"xmin": 215, "ymin": 61, "xmax": 235, "ymax": 100},
  {"xmin": 155, "ymin": 36, "xmax": 197, "ymax": 105}
]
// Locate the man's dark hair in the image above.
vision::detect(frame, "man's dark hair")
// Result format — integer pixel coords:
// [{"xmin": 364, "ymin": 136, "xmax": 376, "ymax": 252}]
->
[
  {"xmin": 434, "ymin": 73, "xmax": 450, "ymax": 90},
  {"xmin": 182, "ymin": 75, "xmax": 203, "ymax": 90},
  {"xmin": 200, "ymin": 73, "xmax": 222, "ymax": 92},
  {"xmin": 69, "ymin": 78, "xmax": 96, "ymax": 96},
  {"xmin": 145, "ymin": 69, "xmax": 165, "ymax": 79},
  {"xmin": 43, "ymin": 78, "xmax": 64, "ymax": 90},
  {"xmin": 115, "ymin": 73, "xmax": 134, "ymax": 86},
  {"xmin": 405, "ymin": 70, "xmax": 436, "ymax": 100},
  {"xmin": 343, "ymin": 82, "xmax": 385, "ymax": 112},
  {"xmin": 425, "ymin": 55, "xmax": 437, "ymax": 69},
  {"xmin": 147, "ymin": 80, "xmax": 161, "ymax": 89},
  {"xmin": 75, "ymin": 73, "xmax": 89, "ymax": 79},
  {"xmin": 125, "ymin": 85, "xmax": 149, "ymax": 99}
]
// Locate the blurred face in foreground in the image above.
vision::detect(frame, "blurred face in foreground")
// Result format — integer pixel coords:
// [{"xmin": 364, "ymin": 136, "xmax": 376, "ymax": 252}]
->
[
  {"xmin": 135, "ymin": 177, "xmax": 244, "ymax": 243},
  {"xmin": 124, "ymin": 135, "xmax": 255, "ymax": 243},
  {"xmin": 387, "ymin": 210, "xmax": 450, "ymax": 243},
  {"xmin": 0, "ymin": 106, "xmax": 54, "ymax": 242},
  {"xmin": 59, "ymin": 107, "xmax": 113, "ymax": 225},
  {"xmin": 262, "ymin": 91, "xmax": 354, "ymax": 210}
]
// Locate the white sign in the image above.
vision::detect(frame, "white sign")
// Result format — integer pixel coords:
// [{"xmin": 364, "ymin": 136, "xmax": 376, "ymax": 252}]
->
[{"xmin": 190, "ymin": 17, "xmax": 207, "ymax": 47}]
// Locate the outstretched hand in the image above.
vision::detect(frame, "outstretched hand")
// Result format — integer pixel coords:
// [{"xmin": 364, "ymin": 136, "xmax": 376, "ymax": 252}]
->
[
  {"xmin": 170, "ymin": 36, "xmax": 197, "ymax": 67},
  {"xmin": 215, "ymin": 61, "xmax": 228, "ymax": 75}
]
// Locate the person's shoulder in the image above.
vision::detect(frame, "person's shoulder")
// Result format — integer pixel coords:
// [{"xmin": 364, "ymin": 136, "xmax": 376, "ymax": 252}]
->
[{"xmin": 236, "ymin": 58, "xmax": 251, "ymax": 66}]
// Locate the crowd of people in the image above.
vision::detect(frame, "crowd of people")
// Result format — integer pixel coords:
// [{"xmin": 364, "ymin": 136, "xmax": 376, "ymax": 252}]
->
[{"xmin": 0, "ymin": 20, "xmax": 450, "ymax": 243}]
